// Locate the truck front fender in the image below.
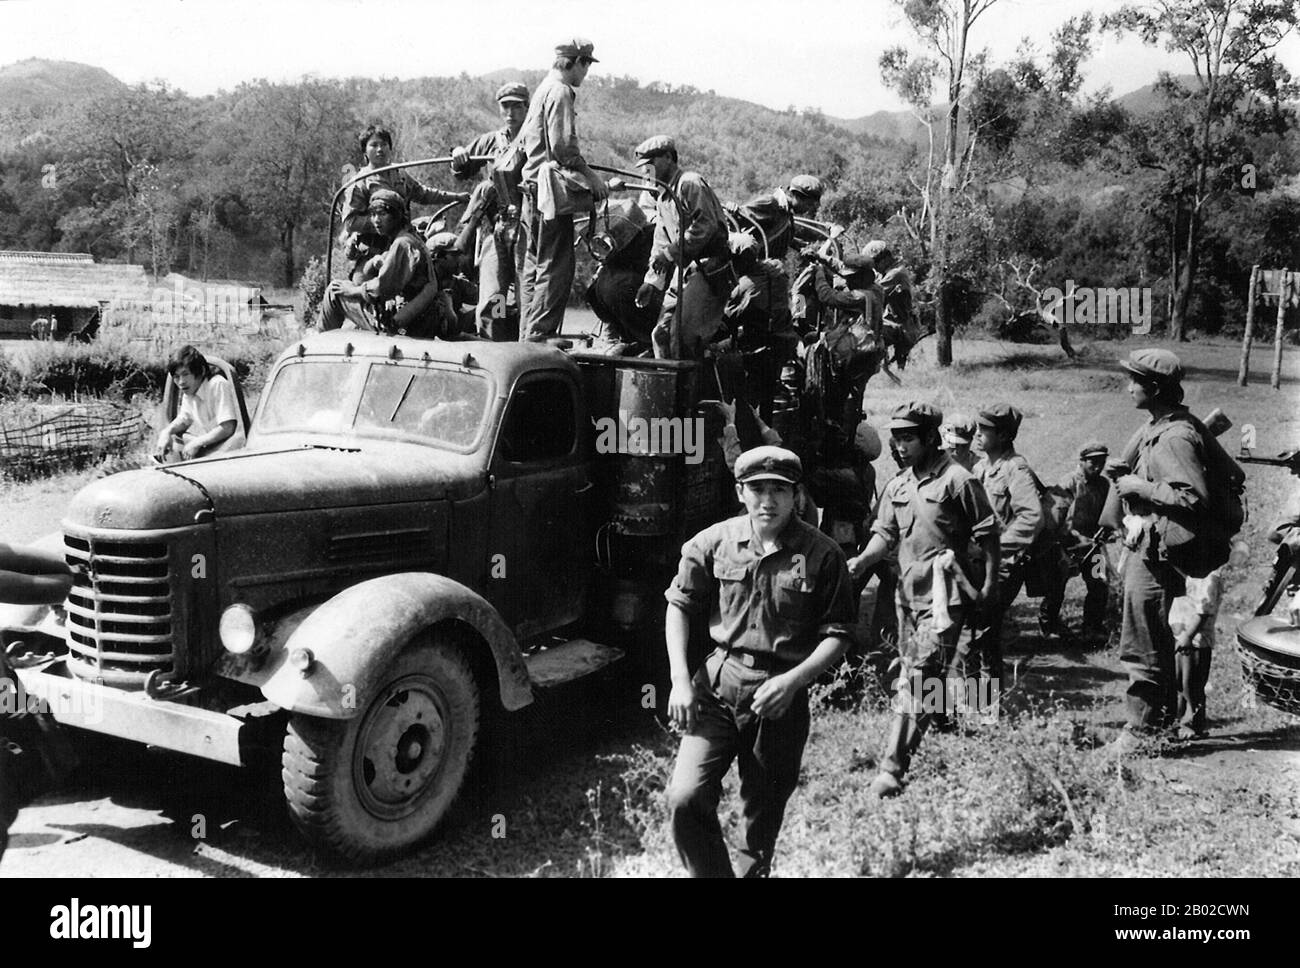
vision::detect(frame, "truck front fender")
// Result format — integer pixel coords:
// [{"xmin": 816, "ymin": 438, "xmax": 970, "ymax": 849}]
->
[{"xmin": 258, "ymin": 573, "xmax": 533, "ymax": 719}]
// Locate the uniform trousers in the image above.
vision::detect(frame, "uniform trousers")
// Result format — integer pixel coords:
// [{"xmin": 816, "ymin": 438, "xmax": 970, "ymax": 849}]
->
[
  {"xmin": 1119, "ymin": 549, "xmax": 1184, "ymax": 731},
  {"xmin": 879, "ymin": 603, "xmax": 967, "ymax": 780},
  {"xmin": 518, "ymin": 190, "xmax": 575, "ymax": 340},
  {"xmin": 1040, "ymin": 545, "xmax": 1109, "ymax": 631},
  {"xmin": 476, "ymin": 220, "xmax": 523, "ymax": 341},
  {"xmin": 967, "ymin": 551, "xmax": 1029, "ymax": 701},
  {"xmin": 667, "ymin": 650, "xmax": 810, "ymax": 878}
]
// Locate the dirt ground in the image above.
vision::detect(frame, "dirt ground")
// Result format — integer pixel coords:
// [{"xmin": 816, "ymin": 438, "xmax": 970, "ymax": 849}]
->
[{"xmin": 2, "ymin": 332, "xmax": 1299, "ymax": 877}]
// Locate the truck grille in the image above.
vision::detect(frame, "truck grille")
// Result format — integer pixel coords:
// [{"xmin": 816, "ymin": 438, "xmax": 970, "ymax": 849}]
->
[{"xmin": 64, "ymin": 534, "xmax": 174, "ymax": 688}]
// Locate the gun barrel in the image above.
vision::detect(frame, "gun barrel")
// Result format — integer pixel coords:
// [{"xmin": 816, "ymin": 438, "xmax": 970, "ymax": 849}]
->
[{"xmin": 1240, "ymin": 452, "xmax": 1300, "ymax": 468}]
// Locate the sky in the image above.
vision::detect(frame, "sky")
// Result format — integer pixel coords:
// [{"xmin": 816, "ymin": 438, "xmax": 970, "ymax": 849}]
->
[{"xmin": 0, "ymin": 0, "xmax": 1296, "ymax": 117}]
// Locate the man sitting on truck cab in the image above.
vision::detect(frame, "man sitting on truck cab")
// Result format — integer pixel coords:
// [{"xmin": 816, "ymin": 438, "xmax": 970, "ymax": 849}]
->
[
  {"xmin": 155, "ymin": 345, "xmax": 247, "ymax": 461},
  {"xmin": 320, "ymin": 189, "xmax": 442, "ymax": 337}
]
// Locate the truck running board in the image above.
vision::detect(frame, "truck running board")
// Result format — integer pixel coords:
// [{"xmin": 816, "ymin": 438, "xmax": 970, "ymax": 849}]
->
[{"xmin": 525, "ymin": 639, "xmax": 625, "ymax": 689}]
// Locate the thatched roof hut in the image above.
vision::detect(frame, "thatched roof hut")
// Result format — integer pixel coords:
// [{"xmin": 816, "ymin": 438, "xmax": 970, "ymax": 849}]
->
[{"xmin": 0, "ymin": 251, "xmax": 149, "ymax": 337}]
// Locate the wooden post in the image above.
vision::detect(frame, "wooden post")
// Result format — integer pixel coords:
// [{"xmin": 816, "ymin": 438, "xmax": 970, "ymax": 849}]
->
[
  {"xmin": 1238, "ymin": 264, "xmax": 1259, "ymax": 386},
  {"xmin": 1271, "ymin": 270, "xmax": 1290, "ymax": 391}
]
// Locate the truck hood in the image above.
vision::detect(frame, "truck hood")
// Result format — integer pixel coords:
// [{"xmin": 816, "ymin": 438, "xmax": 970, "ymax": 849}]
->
[{"xmin": 65, "ymin": 444, "xmax": 485, "ymax": 530}]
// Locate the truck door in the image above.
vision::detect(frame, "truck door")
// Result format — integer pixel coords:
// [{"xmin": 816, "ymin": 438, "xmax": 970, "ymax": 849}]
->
[{"xmin": 487, "ymin": 372, "xmax": 593, "ymax": 638}]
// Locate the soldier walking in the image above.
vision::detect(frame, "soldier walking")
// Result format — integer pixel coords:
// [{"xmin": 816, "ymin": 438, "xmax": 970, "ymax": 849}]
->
[
  {"xmin": 517, "ymin": 37, "xmax": 608, "ymax": 341},
  {"xmin": 848, "ymin": 404, "xmax": 999, "ymax": 797},
  {"xmin": 968, "ymin": 405, "xmax": 1045, "ymax": 718},
  {"xmin": 664, "ymin": 447, "xmax": 856, "ymax": 876}
]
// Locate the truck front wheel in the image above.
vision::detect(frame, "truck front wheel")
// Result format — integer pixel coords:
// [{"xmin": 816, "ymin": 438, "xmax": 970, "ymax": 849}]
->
[{"xmin": 281, "ymin": 639, "xmax": 480, "ymax": 865}]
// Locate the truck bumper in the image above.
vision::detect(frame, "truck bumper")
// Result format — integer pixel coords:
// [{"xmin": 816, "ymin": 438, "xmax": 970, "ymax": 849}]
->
[{"xmin": 13, "ymin": 661, "xmax": 248, "ymax": 767}]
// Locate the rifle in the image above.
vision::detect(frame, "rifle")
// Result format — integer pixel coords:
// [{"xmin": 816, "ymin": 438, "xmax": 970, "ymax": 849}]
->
[{"xmin": 1239, "ymin": 449, "xmax": 1300, "ymax": 472}]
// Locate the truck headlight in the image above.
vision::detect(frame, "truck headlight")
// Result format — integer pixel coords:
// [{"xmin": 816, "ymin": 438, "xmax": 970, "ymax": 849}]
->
[{"xmin": 219, "ymin": 604, "xmax": 260, "ymax": 655}]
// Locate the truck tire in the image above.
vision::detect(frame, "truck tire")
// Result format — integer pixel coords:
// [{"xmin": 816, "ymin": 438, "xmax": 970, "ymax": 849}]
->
[{"xmin": 281, "ymin": 639, "xmax": 479, "ymax": 865}]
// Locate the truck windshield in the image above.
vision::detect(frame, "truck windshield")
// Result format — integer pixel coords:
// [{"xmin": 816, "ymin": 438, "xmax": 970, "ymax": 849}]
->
[{"xmin": 258, "ymin": 360, "xmax": 491, "ymax": 450}]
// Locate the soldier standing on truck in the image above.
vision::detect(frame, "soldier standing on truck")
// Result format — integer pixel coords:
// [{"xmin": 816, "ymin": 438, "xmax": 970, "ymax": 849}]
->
[
  {"xmin": 450, "ymin": 82, "xmax": 530, "ymax": 341},
  {"xmin": 342, "ymin": 124, "xmax": 470, "ymax": 282},
  {"xmin": 847, "ymin": 403, "xmax": 1000, "ymax": 797},
  {"xmin": 631, "ymin": 135, "xmax": 731, "ymax": 361},
  {"xmin": 1, "ymin": 542, "xmax": 77, "ymax": 862},
  {"xmin": 664, "ymin": 446, "xmax": 856, "ymax": 877},
  {"xmin": 733, "ymin": 175, "xmax": 824, "ymax": 261},
  {"xmin": 321, "ymin": 189, "xmax": 441, "ymax": 337},
  {"xmin": 968, "ymin": 405, "xmax": 1045, "ymax": 720},
  {"xmin": 517, "ymin": 37, "xmax": 609, "ymax": 341},
  {"xmin": 863, "ymin": 240, "xmax": 921, "ymax": 369}
]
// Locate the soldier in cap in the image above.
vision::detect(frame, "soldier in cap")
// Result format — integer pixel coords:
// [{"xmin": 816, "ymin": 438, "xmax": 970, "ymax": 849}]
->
[
  {"xmin": 450, "ymin": 82, "xmax": 531, "ymax": 340},
  {"xmin": 1039, "ymin": 441, "xmax": 1114, "ymax": 641},
  {"xmin": 321, "ymin": 189, "xmax": 441, "ymax": 336},
  {"xmin": 516, "ymin": 37, "xmax": 609, "ymax": 341},
  {"xmin": 940, "ymin": 413, "xmax": 978, "ymax": 472},
  {"xmin": 863, "ymin": 240, "xmax": 922, "ymax": 369},
  {"xmin": 342, "ymin": 124, "xmax": 471, "ymax": 281},
  {"xmin": 968, "ymin": 404, "xmax": 1046, "ymax": 715},
  {"xmin": 1108, "ymin": 349, "xmax": 1210, "ymax": 742},
  {"xmin": 806, "ymin": 251, "xmax": 884, "ymax": 437},
  {"xmin": 733, "ymin": 175, "xmax": 825, "ymax": 261},
  {"xmin": 847, "ymin": 403, "xmax": 1000, "ymax": 797},
  {"xmin": 721, "ymin": 231, "xmax": 797, "ymax": 423},
  {"xmin": 631, "ymin": 135, "xmax": 730, "ymax": 361},
  {"xmin": 664, "ymin": 446, "xmax": 856, "ymax": 876}
]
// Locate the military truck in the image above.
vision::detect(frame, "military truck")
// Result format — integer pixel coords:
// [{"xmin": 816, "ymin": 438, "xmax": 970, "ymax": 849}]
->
[{"xmin": 0, "ymin": 331, "xmax": 733, "ymax": 863}]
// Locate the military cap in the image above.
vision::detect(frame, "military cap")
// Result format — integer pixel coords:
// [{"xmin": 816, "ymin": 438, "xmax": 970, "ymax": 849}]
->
[
  {"xmin": 428, "ymin": 231, "xmax": 458, "ymax": 253},
  {"xmin": 841, "ymin": 252, "xmax": 875, "ymax": 282},
  {"xmin": 976, "ymin": 404, "xmax": 1024, "ymax": 436},
  {"xmin": 735, "ymin": 445, "xmax": 802, "ymax": 485},
  {"xmin": 634, "ymin": 135, "xmax": 676, "ymax": 162},
  {"xmin": 367, "ymin": 188, "xmax": 406, "ymax": 215},
  {"xmin": 495, "ymin": 82, "xmax": 529, "ymax": 104},
  {"xmin": 941, "ymin": 412, "xmax": 977, "ymax": 444},
  {"xmin": 863, "ymin": 239, "xmax": 896, "ymax": 269},
  {"xmin": 788, "ymin": 174, "xmax": 824, "ymax": 199},
  {"xmin": 887, "ymin": 402, "xmax": 943, "ymax": 432},
  {"xmin": 1079, "ymin": 441, "xmax": 1109, "ymax": 459},
  {"xmin": 556, "ymin": 37, "xmax": 599, "ymax": 61},
  {"xmin": 1120, "ymin": 348, "xmax": 1183, "ymax": 384}
]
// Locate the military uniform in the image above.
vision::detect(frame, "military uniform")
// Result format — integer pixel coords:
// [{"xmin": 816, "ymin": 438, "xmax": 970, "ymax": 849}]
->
[
  {"xmin": 723, "ymin": 233, "xmax": 795, "ymax": 423},
  {"xmin": 635, "ymin": 137, "xmax": 731, "ymax": 360},
  {"xmin": 453, "ymin": 82, "xmax": 529, "ymax": 341},
  {"xmin": 735, "ymin": 175, "xmax": 823, "ymax": 261},
  {"xmin": 1114, "ymin": 350, "xmax": 1209, "ymax": 732},
  {"xmin": 665, "ymin": 448, "xmax": 856, "ymax": 877},
  {"xmin": 868, "ymin": 405, "xmax": 999, "ymax": 783},
  {"xmin": 517, "ymin": 41, "xmax": 599, "ymax": 340},
  {"xmin": 1040, "ymin": 442, "xmax": 1113, "ymax": 636},
  {"xmin": 970, "ymin": 406, "xmax": 1045, "ymax": 700}
]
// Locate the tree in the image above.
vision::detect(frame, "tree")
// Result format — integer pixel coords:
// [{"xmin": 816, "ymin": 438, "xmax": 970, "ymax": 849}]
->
[
  {"xmin": 225, "ymin": 79, "xmax": 355, "ymax": 288},
  {"xmin": 880, "ymin": 0, "xmax": 1006, "ymax": 366},
  {"xmin": 1104, "ymin": 0, "xmax": 1299, "ymax": 339}
]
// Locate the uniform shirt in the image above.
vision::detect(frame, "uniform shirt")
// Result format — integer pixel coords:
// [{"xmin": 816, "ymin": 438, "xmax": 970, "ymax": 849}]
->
[
  {"xmin": 342, "ymin": 167, "xmax": 464, "ymax": 236},
  {"xmin": 520, "ymin": 70, "xmax": 585, "ymax": 186},
  {"xmin": 1059, "ymin": 469, "xmax": 1110, "ymax": 546},
  {"xmin": 643, "ymin": 169, "xmax": 728, "ymax": 287},
  {"xmin": 179, "ymin": 374, "xmax": 246, "ymax": 453},
  {"xmin": 812, "ymin": 267, "xmax": 884, "ymax": 344},
  {"xmin": 737, "ymin": 188, "xmax": 817, "ymax": 261},
  {"xmin": 360, "ymin": 228, "xmax": 434, "ymax": 304},
  {"xmin": 872, "ymin": 451, "xmax": 999, "ymax": 608},
  {"xmin": 974, "ymin": 449, "xmax": 1045, "ymax": 555},
  {"xmin": 728, "ymin": 259, "xmax": 793, "ymax": 340},
  {"xmin": 665, "ymin": 512, "xmax": 857, "ymax": 668},
  {"xmin": 1120, "ymin": 408, "xmax": 1210, "ymax": 518},
  {"xmin": 877, "ymin": 265, "xmax": 915, "ymax": 328},
  {"xmin": 1169, "ymin": 569, "xmax": 1223, "ymax": 649},
  {"xmin": 451, "ymin": 127, "xmax": 513, "ymax": 180}
]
